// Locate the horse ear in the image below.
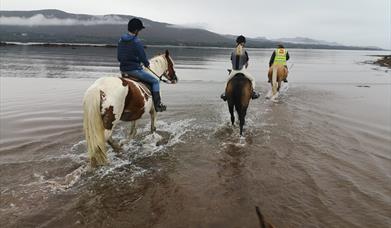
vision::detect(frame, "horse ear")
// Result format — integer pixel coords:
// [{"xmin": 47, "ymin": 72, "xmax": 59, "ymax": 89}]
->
[{"xmin": 165, "ymin": 49, "xmax": 169, "ymax": 57}]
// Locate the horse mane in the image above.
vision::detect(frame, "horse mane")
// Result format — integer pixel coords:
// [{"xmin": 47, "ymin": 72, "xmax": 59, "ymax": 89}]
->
[
  {"xmin": 150, "ymin": 53, "xmax": 175, "ymax": 64},
  {"xmin": 149, "ymin": 53, "xmax": 175, "ymax": 71},
  {"xmin": 149, "ymin": 54, "xmax": 168, "ymax": 71},
  {"xmin": 150, "ymin": 53, "xmax": 165, "ymax": 59}
]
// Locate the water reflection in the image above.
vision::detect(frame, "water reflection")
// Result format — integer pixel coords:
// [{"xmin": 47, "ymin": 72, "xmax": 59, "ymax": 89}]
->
[{"xmin": 0, "ymin": 45, "xmax": 389, "ymax": 83}]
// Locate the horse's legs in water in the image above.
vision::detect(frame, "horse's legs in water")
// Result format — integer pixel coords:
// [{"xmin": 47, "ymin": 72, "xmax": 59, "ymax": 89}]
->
[
  {"xmin": 101, "ymin": 106, "xmax": 121, "ymax": 152},
  {"xmin": 150, "ymin": 108, "xmax": 157, "ymax": 133},
  {"xmin": 238, "ymin": 106, "xmax": 247, "ymax": 136},
  {"xmin": 271, "ymin": 66, "xmax": 278, "ymax": 96},
  {"xmin": 105, "ymin": 130, "xmax": 121, "ymax": 152},
  {"xmin": 228, "ymin": 103, "xmax": 235, "ymax": 125},
  {"xmin": 277, "ymin": 79, "xmax": 282, "ymax": 92},
  {"xmin": 129, "ymin": 121, "xmax": 138, "ymax": 138}
]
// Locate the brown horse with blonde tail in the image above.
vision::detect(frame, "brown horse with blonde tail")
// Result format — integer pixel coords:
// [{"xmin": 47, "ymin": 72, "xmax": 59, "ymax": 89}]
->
[{"xmin": 266, "ymin": 64, "xmax": 288, "ymax": 100}]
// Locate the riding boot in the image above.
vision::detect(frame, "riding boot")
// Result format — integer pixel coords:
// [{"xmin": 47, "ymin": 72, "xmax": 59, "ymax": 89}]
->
[
  {"xmin": 220, "ymin": 92, "xmax": 227, "ymax": 101},
  {"xmin": 252, "ymin": 91, "xmax": 260, "ymax": 99},
  {"xmin": 283, "ymin": 79, "xmax": 288, "ymax": 83},
  {"xmin": 152, "ymin": 92, "xmax": 167, "ymax": 112}
]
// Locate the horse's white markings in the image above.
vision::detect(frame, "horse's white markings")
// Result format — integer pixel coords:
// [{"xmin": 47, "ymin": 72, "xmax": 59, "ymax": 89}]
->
[
  {"xmin": 104, "ymin": 130, "xmax": 112, "ymax": 141},
  {"xmin": 96, "ymin": 77, "xmax": 128, "ymax": 128}
]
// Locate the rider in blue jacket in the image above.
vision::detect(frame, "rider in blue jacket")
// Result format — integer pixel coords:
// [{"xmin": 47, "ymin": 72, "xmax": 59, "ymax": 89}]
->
[{"xmin": 117, "ymin": 18, "xmax": 166, "ymax": 112}]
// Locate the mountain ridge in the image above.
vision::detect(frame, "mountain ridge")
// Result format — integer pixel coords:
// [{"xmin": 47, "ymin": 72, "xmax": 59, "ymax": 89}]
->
[{"xmin": 0, "ymin": 9, "xmax": 382, "ymax": 50}]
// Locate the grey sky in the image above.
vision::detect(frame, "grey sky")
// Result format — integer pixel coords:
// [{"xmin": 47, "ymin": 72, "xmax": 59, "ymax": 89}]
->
[{"xmin": 1, "ymin": 0, "xmax": 390, "ymax": 49}]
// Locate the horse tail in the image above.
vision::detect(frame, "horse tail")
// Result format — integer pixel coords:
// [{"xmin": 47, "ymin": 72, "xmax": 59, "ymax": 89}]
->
[
  {"xmin": 231, "ymin": 75, "xmax": 250, "ymax": 136},
  {"xmin": 271, "ymin": 65, "xmax": 278, "ymax": 95},
  {"xmin": 83, "ymin": 85, "xmax": 107, "ymax": 167},
  {"xmin": 232, "ymin": 78, "xmax": 244, "ymax": 115}
]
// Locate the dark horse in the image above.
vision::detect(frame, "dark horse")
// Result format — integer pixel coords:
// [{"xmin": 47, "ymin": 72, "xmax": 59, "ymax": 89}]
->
[{"xmin": 226, "ymin": 72, "xmax": 253, "ymax": 136}]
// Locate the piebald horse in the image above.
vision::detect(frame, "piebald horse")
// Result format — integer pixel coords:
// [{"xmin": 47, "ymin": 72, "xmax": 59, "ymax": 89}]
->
[
  {"xmin": 83, "ymin": 50, "xmax": 177, "ymax": 167},
  {"xmin": 226, "ymin": 71, "xmax": 253, "ymax": 136},
  {"xmin": 267, "ymin": 64, "xmax": 288, "ymax": 99}
]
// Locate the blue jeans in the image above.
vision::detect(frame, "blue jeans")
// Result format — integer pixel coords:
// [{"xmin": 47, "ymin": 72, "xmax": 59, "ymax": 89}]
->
[{"xmin": 124, "ymin": 69, "xmax": 160, "ymax": 92}]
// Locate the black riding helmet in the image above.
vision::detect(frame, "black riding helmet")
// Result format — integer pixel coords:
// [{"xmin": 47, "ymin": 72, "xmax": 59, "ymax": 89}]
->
[
  {"xmin": 128, "ymin": 18, "xmax": 145, "ymax": 32},
  {"xmin": 236, "ymin": 35, "xmax": 246, "ymax": 44}
]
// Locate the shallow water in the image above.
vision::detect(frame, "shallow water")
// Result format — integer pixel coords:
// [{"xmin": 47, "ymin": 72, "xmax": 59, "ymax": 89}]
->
[{"xmin": 0, "ymin": 45, "xmax": 390, "ymax": 227}]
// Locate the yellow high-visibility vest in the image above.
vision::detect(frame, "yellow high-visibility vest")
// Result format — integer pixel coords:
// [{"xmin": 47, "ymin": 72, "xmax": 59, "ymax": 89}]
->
[{"xmin": 273, "ymin": 48, "xmax": 287, "ymax": 65}]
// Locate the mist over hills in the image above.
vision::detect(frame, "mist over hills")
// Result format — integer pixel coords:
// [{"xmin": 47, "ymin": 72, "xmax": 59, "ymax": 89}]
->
[{"xmin": 0, "ymin": 9, "xmax": 381, "ymax": 50}]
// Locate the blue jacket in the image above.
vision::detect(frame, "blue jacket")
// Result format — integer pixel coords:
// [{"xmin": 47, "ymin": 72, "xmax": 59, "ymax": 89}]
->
[{"xmin": 117, "ymin": 33, "xmax": 150, "ymax": 72}]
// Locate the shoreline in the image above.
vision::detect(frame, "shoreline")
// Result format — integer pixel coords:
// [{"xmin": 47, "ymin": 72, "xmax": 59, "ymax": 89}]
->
[
  {"xmin": 0, "ymin": 41, "xmax": 385, "ymax": 51},
  {"xmin": 373, "ymin": 55, "xmax": 391, "ymax": 68}
]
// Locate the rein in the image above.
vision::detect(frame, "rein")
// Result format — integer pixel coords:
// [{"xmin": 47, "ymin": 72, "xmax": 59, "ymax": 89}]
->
[{"xmin": 147, "ymin": 67, "xmax": 171, "ymax": 84}]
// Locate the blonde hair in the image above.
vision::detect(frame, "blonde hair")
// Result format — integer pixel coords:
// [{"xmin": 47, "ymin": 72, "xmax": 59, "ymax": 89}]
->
[{"xmin": 235, "ymin": 43, "xmax": 244, "ymax": 55}]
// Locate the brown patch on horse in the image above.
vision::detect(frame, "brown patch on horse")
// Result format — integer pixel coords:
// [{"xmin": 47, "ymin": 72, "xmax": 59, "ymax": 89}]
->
[
  {"xmin": 101, "ymin": 106, "xmax": 116, "ymax": 130},
  {"xmin": 119, "ymin": 77, "xmax": 129, "ymax": 87},
  {"xmin": 120, "ymin": 78, "xmax": 149, "ymax": 121},
  {"xmin": 100, "ymin": 90, "xmax": 116, "ymax": 130},
  {"xmin": 165, "ymin": 50, "xmax": 176, "ymax": 81},
  {"xmin": 120, "ymin": 76, "xmax": 151, "ymax": 99},
  {"xmin": 268, "ymin": 64, "xmax": 288, "ymax": 82}
]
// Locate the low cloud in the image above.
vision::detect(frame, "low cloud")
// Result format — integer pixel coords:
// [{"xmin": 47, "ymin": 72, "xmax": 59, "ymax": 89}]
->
[
  {"xmin": 0, "ymin": 14, "xmax": 127, "ymax": 26},
  {"xmin": 166, "ymin": 22, "xmax": 209, "ymax": 30}
]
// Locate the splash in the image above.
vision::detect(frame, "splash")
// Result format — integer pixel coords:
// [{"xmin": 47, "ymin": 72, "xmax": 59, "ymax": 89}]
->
[{"xmin": 74, "ymin": 118, "xmax": 196, "ymax": 180}]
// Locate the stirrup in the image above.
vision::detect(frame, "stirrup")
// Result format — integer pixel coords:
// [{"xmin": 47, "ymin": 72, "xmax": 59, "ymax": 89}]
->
[{"xmin": 155, "ymin": 103, "xmax": 167, "ymax": 112}]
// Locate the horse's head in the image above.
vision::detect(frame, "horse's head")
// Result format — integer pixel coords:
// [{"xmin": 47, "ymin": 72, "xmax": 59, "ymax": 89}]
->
[{"xmin": 161, "ymin": 50, "xmax": 178, "ymax": 84}]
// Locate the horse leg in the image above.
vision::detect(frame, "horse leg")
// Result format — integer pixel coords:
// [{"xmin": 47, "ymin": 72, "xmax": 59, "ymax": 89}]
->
[
  {"xmin": 239, "ymin": 106, "xmax": 247, "ymax": 136},
  {"xmin": 106, "ymin": 130, "xmax": 121, "ymax": 152},
  {"xmin": 277, "ymin": 80, "xmax": 282, "ymax": 92},
  {"xmin": 228, "ymin": 103, "xmax": 235, "ymax": 125},
  {"xmin": 129, "ymin": 120, "xmax": 138, "ymax": 138},
  {"xmin": 101, "ymin": 104, "xmax": 122, "ymax": 153},
  {"xmin": 272, "ymin": 66, "xmax": 278, "ymax": 96},
  {"xmin": 239, "ymin": 120, "xmax": 244, "ymax": 136},
  {"xmin": 150, "ymin": 108, "xmax": 157, "ymax": 133}
]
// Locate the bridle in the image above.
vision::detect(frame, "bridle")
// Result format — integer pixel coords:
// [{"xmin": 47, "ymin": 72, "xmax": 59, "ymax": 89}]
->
[
  {"xmin": 147, "ymin": 55, "xmax": 177, "ymax": 84},
  {"xmin": 147, "ymin": 66, "xmax": 172, "ymax": 84}
]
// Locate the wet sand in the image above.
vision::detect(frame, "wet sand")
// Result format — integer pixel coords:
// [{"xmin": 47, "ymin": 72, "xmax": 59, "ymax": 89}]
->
[{"xmin": 0, "ymin": 46, "xmax": 390, "ymax": 227}]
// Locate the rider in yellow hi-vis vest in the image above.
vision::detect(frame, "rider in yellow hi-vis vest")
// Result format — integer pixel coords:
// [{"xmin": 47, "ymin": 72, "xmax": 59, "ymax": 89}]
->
[
  {"xmin": 269, "ymin": 44, "xmax": 290, "ymax": 82},
  {"xmin": 274, "ymin": 48, "xmax": 287, "ymax": 65}
]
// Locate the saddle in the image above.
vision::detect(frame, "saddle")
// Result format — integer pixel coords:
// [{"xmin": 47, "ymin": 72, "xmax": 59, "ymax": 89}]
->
[
  {"xmin": 119, "ymin": 73, "xmax": 152, "ymax": 121},
  {"xmin": 120, "ymin": 73, "xmax": 152, "ymax": 96}
]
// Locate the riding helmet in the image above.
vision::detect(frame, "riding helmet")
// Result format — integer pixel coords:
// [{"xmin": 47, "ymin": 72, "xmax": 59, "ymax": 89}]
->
[
  {"xmin": 128, "ymin": 18, "xmax": 145, "ymax": 32},
  {"xmin": 236, "ymin": 35, "xmax": 246, "ymax": 44}
]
